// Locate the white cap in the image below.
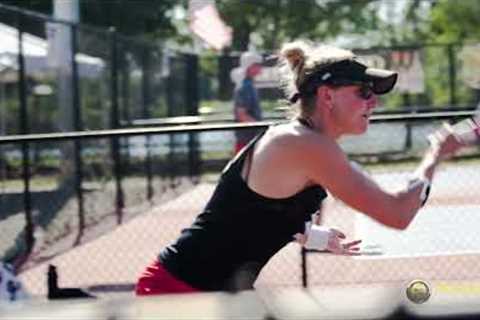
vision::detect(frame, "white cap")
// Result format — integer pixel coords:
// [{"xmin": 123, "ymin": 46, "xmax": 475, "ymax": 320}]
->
[
  {"xmin": 239, "ymin": 51, "xmax": 262, "ymax": 69},
  {"xmin": 230, "ymin": 51, "xmax": 262, "ymax": 87}
]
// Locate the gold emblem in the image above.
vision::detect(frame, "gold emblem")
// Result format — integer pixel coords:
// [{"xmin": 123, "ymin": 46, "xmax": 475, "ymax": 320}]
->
[{"xmin": 406, "ymin": 279, "xmax": 431, "ymax": 304}]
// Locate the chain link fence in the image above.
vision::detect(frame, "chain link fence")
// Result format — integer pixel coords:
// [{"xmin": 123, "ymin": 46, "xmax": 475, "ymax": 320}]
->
[
  {"xmin": 2, "ymin": 2, "xmax": 480, "ymax": 299},
  {"xmin": 1, "ymin": 115, "xmax": 479, "ymax": 297}
]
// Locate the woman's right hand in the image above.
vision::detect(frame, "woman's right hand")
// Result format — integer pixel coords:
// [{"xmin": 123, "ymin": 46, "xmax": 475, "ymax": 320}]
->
[
  {"xmin": 429, "ymin": 122, "xmax": 466, "ymax": 162},
  {"xmin": 407, "ymin": 122, "xmax": 465, "ymax": 210},
  {"xmin": 414, "ymin": 123, "xmax": 465, "ymax": 182}
]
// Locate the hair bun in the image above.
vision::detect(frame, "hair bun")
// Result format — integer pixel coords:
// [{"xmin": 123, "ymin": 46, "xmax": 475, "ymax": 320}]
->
[{"xmin": 280, "ymin": 41, "xmax": 308, "ymax": 70}]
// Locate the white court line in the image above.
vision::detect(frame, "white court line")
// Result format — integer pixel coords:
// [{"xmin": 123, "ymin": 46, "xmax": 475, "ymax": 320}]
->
[{"xmin": 356, "ymin": 248, "xmax": 480, "ymax": 260}]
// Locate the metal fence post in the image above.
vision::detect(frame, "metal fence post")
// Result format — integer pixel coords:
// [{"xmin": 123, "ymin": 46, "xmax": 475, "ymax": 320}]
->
[
  {"xmin": 70, "ymin": 24, "xmax": 85, "ymax": 246},
  {"xmin": 120, "ymin": 45, "xmax": 131, "ymax": 171},
  {"xmin": 166, "ymin": 55, "xmax": 177, "ymax": 188},
  {"xmin": 110, "ymin": 27, "xmax": 124, "ymax": 224},
  {"xmin": 218, "ymin": 51, "xmax": 235, "ymax": 101},
  {"xmin": 403, "ymin": 94, "xmax": 412, "ymax": 151},
  {"xmin": 185, "ymin": 54, "xmax": 200, "ymax": 181},
  {"xmin": 301, "ymin": 248, "xmax": 308, "ymax": 288},
  {"xmin": 447, "ymin": 44, "xmax": 457, "ymax": 107},
  {"xmin": 16, "ymin": 13, "xmax": 34, "ymax": 269},
  {"xmin": 142, "ymin": 46, "xmax": 153, "ymax": 202}
]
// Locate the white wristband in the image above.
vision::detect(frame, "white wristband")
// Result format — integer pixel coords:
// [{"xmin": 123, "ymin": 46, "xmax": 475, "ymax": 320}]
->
[{"xmin": 304, "ymin": 224, "xmax": 331, "ymax": 251}]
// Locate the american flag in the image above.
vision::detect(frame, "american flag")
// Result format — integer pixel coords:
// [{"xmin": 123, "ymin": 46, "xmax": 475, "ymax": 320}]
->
[{"xmin": 188, "ymin": 0, "xmax": 232, "ymax": 51}]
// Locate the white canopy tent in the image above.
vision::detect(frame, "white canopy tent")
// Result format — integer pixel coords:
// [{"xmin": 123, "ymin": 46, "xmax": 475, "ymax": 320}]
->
[{"xmin": 0, "ymin": 22, "xmax": 104, "ymax": 80}]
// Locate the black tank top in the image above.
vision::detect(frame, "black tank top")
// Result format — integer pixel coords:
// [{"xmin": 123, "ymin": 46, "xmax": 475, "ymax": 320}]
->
[{"xmin": 159, "ymin": 130, "xmax": 328, "ymax": 291}]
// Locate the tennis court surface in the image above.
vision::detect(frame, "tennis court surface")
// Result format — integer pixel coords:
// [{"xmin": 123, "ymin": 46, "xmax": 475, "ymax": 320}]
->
[{"xmin": 14, "ymin": 163, "xmax": 480, "ymax": 310}]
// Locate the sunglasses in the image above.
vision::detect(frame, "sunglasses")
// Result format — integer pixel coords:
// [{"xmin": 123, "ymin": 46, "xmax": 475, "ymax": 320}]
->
[
  {"xmin": 356, "ymin": 83, "xmax": 374, "ymax": 100},
  {"xmin": 329, "ymin": 81, "xmax": 374, "ymax": 100}
]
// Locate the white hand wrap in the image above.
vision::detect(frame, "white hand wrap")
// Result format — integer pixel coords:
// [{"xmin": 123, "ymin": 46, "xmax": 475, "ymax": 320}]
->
[{"xmin": 304, "ymin": 223, "xmax": 332, "ymax": 251}]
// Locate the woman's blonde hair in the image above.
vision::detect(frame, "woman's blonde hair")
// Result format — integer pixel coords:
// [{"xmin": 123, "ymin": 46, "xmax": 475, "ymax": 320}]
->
[{"xmin": 278, "ymin": 40, "xmax": 355, "ymax": 117}]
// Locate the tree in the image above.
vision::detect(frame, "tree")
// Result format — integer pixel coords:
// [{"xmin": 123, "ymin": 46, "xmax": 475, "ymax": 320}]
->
[
  {"xmin": 216, "ymin": 0, "xmax": 380, "ymax": 51},
  {"xmin": 428, "ymin": 0, "xmax": 480, "ymax": 43},
  {"xmin": 427, "ymin": 0, "xmax": 480, "ymax": 106},
  {"xmin": 0, "ymin": 0, "xmax": 178, "ymax": 40},
  {"xmin": 79, "ymin": 0, "xmax": 177, "ymax": 40}
]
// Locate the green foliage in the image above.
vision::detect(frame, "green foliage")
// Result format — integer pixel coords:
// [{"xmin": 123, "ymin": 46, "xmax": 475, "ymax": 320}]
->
[
  {"xmin": 378, "ymin": 91, "xmax": 405, "ymax": 110},
  {"xmin": 216, "ymin": 0, "xmax": 379, "ymax": 51},
  {"xmin": 0, "ymin": 0, "xmax": 178, "ymax": 40},
  {"xmin": 429, "ymin": 0, "xmax": 480, "ymax": 43},
  {"xmin": 199, "ymin": 54, "xmax": 218, "ymax": 78},
  {"xmin": 2, "ymin": 0, "xmax": 479, "ymax": 114},
  {"xmin": 422, "ymin": 0, "xmax": 480, "ymax": 107},
  {"xmin": 377, "ymin": 0, "xmax": 430, "ymax": 45},
  {"xmin": 0, "ymin": 0, "xmax": 52, "ymax": 35},
  {"xmin": 1, "ymin": 95, "xmax": 20, "ymax": 134},
  {"xmin": 79, "ymin": 0, "xmax": 178, "ymax": 40},
  {"xmin": 423, "ymin": 46, "xmax": 451, "ymax": 107}
]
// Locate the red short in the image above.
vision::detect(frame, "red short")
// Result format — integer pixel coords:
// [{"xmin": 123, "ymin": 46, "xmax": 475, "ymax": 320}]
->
[
  {"xmin": 135, "ymin": 260, "xmax": 200, "ymax": 296},
  {"xmin": 235, "ymin": 142, "xmax": 248, "ymax": 154}
]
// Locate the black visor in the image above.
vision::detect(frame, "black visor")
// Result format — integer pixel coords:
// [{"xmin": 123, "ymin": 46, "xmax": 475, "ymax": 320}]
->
[{"xmin": 301, "ymin": 59, "xmax": 398, "ymax": 95}]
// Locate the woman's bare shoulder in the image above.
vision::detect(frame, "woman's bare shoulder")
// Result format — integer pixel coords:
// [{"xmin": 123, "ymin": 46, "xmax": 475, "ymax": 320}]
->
[
  {"xmin": 256, "ymin": 123, "xmax": 348, "ymax": 186},
  {"xmin": 265, "ymin": 122, "xmax": 337, "ymax": 150}
]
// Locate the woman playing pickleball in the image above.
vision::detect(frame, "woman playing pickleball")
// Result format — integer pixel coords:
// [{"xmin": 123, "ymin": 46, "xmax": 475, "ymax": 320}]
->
[{"xmin": 136, "ymin": 40, "xmax": 464, "ymax": 295}]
